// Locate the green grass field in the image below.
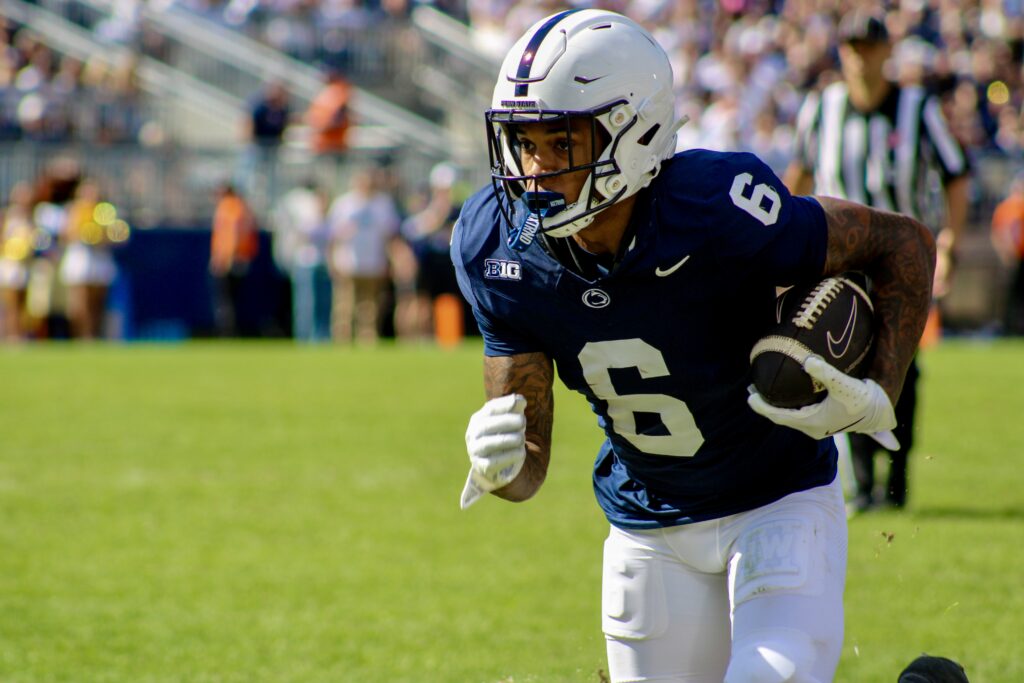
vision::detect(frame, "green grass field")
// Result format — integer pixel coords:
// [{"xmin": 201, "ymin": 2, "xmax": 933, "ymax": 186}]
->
[{"xmin": 1, "ymin": 340, "xmax": 1021, "ymax": 682}]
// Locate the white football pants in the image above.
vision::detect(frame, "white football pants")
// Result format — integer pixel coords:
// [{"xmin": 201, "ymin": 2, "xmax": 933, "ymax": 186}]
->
[
  {"xmin": 603, "ymin": 476, "xmax": 847, "ymax": 683},
  {"xmin": 834, "ymin": 434, "xmax": 857, "ymax": 501}
]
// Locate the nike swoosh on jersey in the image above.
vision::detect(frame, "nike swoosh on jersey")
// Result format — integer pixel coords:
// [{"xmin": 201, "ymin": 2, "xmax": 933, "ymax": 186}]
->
[
  {"xmin": 826, "ymin": 297, "xmax": 858, "ymax": 359},
  {"xmin": 655, "ymin": 254, "xmax": 691, "ymax": 277}
]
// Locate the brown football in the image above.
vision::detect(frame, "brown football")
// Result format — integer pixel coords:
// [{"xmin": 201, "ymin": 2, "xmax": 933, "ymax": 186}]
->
[{"xmin": 750, "ymin": 272, "xmax": 875, "ymax": 408}]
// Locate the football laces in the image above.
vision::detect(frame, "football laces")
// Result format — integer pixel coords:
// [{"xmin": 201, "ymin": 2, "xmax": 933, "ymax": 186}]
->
[{"xmin": 793, "ymin": 278, "xmax": 842, "ymax": 330}]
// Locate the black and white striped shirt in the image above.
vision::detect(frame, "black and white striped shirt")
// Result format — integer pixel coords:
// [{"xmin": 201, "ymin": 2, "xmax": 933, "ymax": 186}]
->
[{"xmin": 792, "ymin": 82, "xmax": 968, "ymax": 232}]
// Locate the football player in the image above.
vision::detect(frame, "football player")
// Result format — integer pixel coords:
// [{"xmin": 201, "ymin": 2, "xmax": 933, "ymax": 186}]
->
[{"xmin": 452, "ymin": 10, "xmax": 935, "ymax": 683}]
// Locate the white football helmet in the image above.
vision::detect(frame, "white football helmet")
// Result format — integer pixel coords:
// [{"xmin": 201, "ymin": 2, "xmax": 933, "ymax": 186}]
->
[{"xmin": 487, "ymin": 9, "xmax": 682, "ymax": 244}]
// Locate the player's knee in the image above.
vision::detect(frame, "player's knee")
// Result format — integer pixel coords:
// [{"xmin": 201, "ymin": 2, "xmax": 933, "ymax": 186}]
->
[{"xmin": 724, "ymin": 630, "xmax": 817, "ymax": 683}]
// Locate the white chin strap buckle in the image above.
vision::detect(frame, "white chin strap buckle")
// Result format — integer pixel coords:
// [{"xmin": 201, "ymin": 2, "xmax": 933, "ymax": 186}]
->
[{"xmin": 545, "ymin": 211, "xmax": 594, "ymax": 238}]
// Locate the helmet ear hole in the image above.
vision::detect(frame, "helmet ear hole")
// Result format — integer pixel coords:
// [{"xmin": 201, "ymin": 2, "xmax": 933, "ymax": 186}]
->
[
  {"xmin": 593, "ymin": 124, "xmax": 612, "ymax": 159},
  {"xmin": 637, "ymin": 123, "xmax": 661, "ymax": 146}
]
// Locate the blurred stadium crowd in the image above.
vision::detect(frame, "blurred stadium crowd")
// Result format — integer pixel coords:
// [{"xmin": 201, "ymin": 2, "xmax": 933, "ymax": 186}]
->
[
  {"xmin": 1, "ymin": 22, "xmax": 145, "ymax": 143},
  {"xmin": 471, "ymin": 0, "xmax": 1024, "ymax": 161},
  {"xmin": 1, "ymin": 0, "xmax": 1023, "ymax": 342}
]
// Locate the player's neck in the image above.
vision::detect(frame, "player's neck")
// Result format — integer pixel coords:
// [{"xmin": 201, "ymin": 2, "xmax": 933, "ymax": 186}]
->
[
  {"xmin": 848, "ymin": 76, "xmax": 892, "ymax": 112},
  {"xmin": 570, "ymin": 195, "xmax": 638, "ymax": 256}
]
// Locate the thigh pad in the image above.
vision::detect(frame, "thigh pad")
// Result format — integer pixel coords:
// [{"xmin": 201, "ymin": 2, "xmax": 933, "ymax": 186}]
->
[{"xmin": 602, "ymin": 533, "xmax": 668, "ymax": 640}]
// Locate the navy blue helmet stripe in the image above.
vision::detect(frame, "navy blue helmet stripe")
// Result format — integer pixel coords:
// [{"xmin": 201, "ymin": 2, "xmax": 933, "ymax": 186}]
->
[{"xmin": 514, "ymin": 9, "xmax": 582, "ymax": 97}]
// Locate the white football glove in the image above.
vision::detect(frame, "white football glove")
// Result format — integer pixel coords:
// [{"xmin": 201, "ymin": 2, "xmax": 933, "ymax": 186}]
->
[
  {"xmin": 748, "ymin": 355, "xmax": 899, "ymax": 448},
  {"xmin": 460, "ymin": 394, "xmax": 528, "ymax": 509}
]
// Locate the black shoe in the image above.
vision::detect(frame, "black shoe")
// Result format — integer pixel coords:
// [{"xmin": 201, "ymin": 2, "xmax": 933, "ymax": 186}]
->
[
  {"xmin": 884, "ymin": 494, "xmax": 907, "ymax": 509},
  {"xmin": 898, "ymin": 655, "xmax": 969, "ymax": 682},
  {"xmin": 853, "ymin": 493, "xmax": 873, "ymax": 511},
  {"xmin": 845, "ymin": 494, "xmax": 874, "ymax": 519}
]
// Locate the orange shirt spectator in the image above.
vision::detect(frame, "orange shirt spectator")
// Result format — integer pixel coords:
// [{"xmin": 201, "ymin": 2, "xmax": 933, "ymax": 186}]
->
[
  {"xmin": 210, "ymin": 184, "xmax": 258, "ymax": 276},
  {"xmin": 992, "ymin": 175, "xmax": 1024, "ymax": 336},
  {"xmin": 305, "ymin": 70, "xmax": 353, "ymax": 155},
  {"xmin": 991, "ymin": 180, "xmax": 1024, "ymax": 265}
]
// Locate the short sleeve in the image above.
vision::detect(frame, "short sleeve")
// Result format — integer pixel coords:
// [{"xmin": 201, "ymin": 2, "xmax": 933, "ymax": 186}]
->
[
  {"xmin": 753, "ymin": 194, "xmax": 828, "ymax": 284},
  {"xmin": 469, "ymin": 305, "xmax": 544, "ymax": 357},
  {"xmin": 451, "ymin": 214, "xmax": 546, "ymax": 358},
  {"xmin": 699, "ymin": 152, "xmax": 828, "ymax": 284}
]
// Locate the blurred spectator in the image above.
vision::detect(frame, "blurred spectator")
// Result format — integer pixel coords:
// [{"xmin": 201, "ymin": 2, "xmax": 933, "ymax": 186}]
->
[
  {"xmin": 388, "ymin": 220, "xmax": 420, "ymax": 341},
  {"xmin": 238, "ymin": 80, "xmax": 292, "ymax": 199},
  {"xmin": 746, "ymin": 104, "xmax": 794, "ymax": 176},
  {"xmin": 305, "ymin": 68, "xmax": 353, "ymax": 156},
  {"xmin": 991, "ymin": 172, "xmax": 1024, "ymax": 335},
  {"xmin": 52, "ymin": 55, "xmax": 86, "ymax": 133},
  {"xmin": 26, "ymin": 159, "xmax": 80, "ymax": 339},
  {"xmin": 93, "ymin": 0, "xmax": 144, "ymax": 47},
  {"xmin": 468, "ymin": 0, "xmax": 524, "ymax": 61},
  {"xmin": 263, "ymin": 3, "xmax": 319, "ymax": 61},
  {"xmin": 92, "ymin": 53, "xmax": 145, "ymax": 145},
  {"xmin": 59, "ymin": 178, "xmax": 118, "ymax": 340},
  {"xmin": 210, "ymin": 183, "xmax": 259, "ymax": 337},
  {"xmin": 15, "ymin": 41, "xmax": 74, "ymax": 142},
  {"xmin": 272, "ymin": 180, "xmax": 332, "ymax": 343},
  {"xmin": 394, "ymin": 162, "xmax": 460, "ymax": 341},
  {"xmin": 0, "ymin": 181, "xmax": 35, "ymax": 341},
  {"xmin": 326, "ymin": 166, "xmax": 400, "ymax": 344},
  {"xmin": 247, "ymin": 80, "xmax": 291, "ymax": 147},
  {"xmin": 0, "ymin": 66, "xmax": 19, "ymax": 141}
]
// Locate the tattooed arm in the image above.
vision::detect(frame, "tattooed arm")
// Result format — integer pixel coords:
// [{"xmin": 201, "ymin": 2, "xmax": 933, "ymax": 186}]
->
[
  {"xmin": 816, "ymin": 197, "xmax": 937, "ymax": 404},
  {"xmin": 482, "ymin": 352, "xmax": 554, "ymax": 502}
]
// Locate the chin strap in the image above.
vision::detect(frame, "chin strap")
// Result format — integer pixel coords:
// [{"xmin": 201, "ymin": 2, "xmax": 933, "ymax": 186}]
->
[{"xmin": 543, "ymin": 212, "xmax": 595, "ymax": 239}]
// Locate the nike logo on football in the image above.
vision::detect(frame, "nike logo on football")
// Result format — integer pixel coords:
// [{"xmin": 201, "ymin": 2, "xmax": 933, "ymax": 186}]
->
[
  {"xmin": 827, "ymin": 297, "xmax": 858, "ymax": 358},
  {"xmin": 775, "ymin": 291, "xmax": 789, "ymax": 324},
  {"xmin": 655, "ymin": 255, "xmax": 691, "ymax": 277}
]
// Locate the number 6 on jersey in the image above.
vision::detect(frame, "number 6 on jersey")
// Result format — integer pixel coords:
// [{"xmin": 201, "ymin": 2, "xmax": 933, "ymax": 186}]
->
[
  {"xmin": 579, "ymin": 339, "xmax": 705, "ymax": 457},
  {"xmin": 730, "ymin": 172, "xmax": 781, "ymax": 226}
]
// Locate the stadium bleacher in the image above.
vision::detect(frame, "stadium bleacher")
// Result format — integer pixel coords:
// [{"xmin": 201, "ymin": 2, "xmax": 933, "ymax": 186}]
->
[{"xmin": 0, "ymin": 0, "xmax": 1021, "ymax": 338}]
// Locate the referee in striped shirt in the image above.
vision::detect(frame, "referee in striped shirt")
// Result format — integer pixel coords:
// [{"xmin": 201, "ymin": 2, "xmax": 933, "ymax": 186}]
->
[{"xmin": 784, "ymin": 9, "xmax": 970, "ymax": 514}]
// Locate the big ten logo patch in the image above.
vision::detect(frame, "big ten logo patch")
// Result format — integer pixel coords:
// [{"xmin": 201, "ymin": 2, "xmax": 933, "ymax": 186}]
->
[{"xmin": 484, "ymin": 259, "xmax": 522, "ymax": 281}]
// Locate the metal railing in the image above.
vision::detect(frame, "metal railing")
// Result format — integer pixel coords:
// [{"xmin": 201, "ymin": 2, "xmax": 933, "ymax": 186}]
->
[
  {"xmin": 0, "ymin": 141, "xmax": 438, "ymax": 226},
  {"xmin": 410, "ymin": 6, "xmax": 500, "ymax": 77},
  {"xmin": 407, "ymin": 5, "xmax": 497, "ymax": 161},
  {"xmin": 28, "ymin": 0, "xmax": 456, "ymax": 158}
]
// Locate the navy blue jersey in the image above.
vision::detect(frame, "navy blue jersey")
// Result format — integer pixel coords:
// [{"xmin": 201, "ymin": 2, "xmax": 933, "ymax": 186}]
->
[{"xmin": 452, "ymin": 150, "xmax": 837, "ymax": 529}]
